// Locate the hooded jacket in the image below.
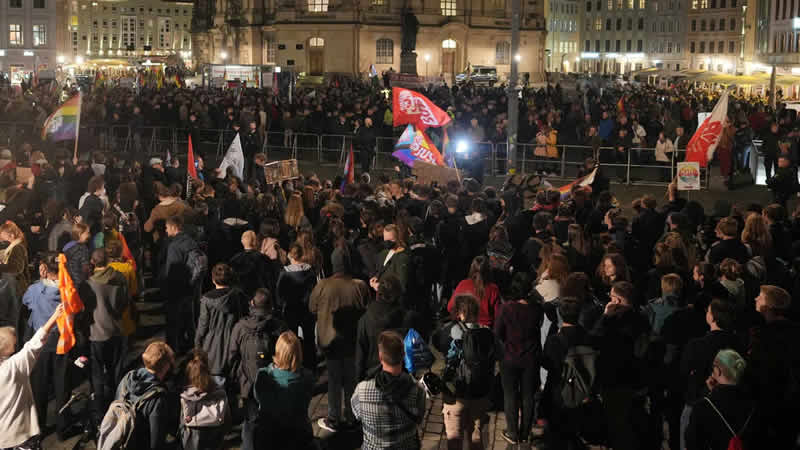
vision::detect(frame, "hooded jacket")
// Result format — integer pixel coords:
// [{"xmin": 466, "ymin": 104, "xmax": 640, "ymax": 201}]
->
[
  {"xmin": 352, "ymin": 370, "xmax": 425, "ymax": 450},
  {"xmin": 643, "ymin": 293, "xmax": 684, "ymax": 337},
  {"xmin": 275, "ymin": 263, "xmax": 317, "ymax": 328},
  {"xmin": 229, "ymin": 249, "xmax": 272, "ymax": 297},
  {"xmin": 116, "ymin": 368, "xmax": 170, "ymax": 450},
  {"xmin": 195, "ymin": 287, "xmax": 247, "ymax": 375},
  {"xmin": 79, "ymin": 267, "xmax": 129, "ymax": 342},
  {"xmin": 179, "ymin": 376, "xmax": 229, "ymax": 450},
  {"xmin": 355, "ymin": 298, "xmax": 411, "ymax": 380},
  {"xmin": 159, "ymin": 232, "xmax": 198, "ymax": 300},
  {"xmin": 228, "ymin": 307, "xmax": 288, "ymax": 398}
]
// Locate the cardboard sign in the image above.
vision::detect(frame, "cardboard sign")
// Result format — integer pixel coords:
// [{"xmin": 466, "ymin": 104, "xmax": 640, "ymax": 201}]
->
[
  {"xmin": 264, "ymin": 159, "xmax": 299, "ymax": 184},
  {"xmin": 412, "ymin": 161, "xmax": 461, "ymax": 185},
  {"xmin": 676, "ymin": 161, "xmax": 701, "ymax": 190}
]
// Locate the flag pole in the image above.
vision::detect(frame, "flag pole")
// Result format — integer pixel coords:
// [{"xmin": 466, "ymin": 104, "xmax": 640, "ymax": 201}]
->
[{"xmin": 72, "ymin": 92, "xmax": 82, "ymax": 165}]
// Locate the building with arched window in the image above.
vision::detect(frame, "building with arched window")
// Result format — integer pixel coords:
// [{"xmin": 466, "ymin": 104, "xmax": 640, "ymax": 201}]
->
[
  {"xmin": 686, "ymin": 0, "xmax": 753, "ymax": 72},
  {"xmin": 190, "ymin": 0, "xmax": 547, "ymax": 81}
]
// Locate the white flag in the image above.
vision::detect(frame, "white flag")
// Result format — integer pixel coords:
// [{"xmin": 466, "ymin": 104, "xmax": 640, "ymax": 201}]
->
[{"xmin": 218, "ymin": 133, "xmax": 244, "ymax": 179}]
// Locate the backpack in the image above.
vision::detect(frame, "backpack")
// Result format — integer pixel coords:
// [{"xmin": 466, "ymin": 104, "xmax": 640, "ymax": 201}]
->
[
  {"xmin": 404, "ymin": 328, "xmax": 434, "ymax": 373},
  {"xmin": 98, "ymin": 378, "xmax": 165, "ymax": 450},
  {"xmin": 432, "ymin": 320, "xmax": 457, "ymax": 355},
  {"xmin": 559, "ymin": 338, "xmax": 599, "ymax": 409},
  {"xmin": 486, "ymin": 244, "xmax": 512, "ymax": 272},
  {"xmin": 181, "ymin": 386, "xmax": 229, "ymax": 428},
  {"xmin": 454, "ymin": 324, "xmax": 496, "ymax": 398},
  {"xmin": 704, "ymin": 398, "xmax": 753, "ymax": 450},
  {"xmin": 186, "ymin": 247, "xmax": 208, "ymax": 285},
  {"xmin": 239, "ymin": 322, "xmax": 284, "ymax": 390}
]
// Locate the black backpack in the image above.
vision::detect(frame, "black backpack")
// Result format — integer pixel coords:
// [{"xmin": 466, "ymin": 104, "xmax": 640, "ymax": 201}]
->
[
  {"xmin": 239, "ymin": 320, "xmax": 286, "ymax": 392},
  {"xmin": 559, "ymin": 336, "xmax": 599, "ymax": 409},
  {"xmin": 455, "ymin": 324, "xmax": 496, "ymax": 398}
]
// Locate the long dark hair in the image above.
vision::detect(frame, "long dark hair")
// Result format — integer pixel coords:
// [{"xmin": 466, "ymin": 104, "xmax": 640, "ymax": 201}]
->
[{"xmin": 468, "ymin": 255, "xmax": 490, "ymax": 300}]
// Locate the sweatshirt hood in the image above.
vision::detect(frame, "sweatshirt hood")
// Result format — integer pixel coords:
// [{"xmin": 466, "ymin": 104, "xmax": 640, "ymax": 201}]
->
[
  {"xmin": 180, "ymin": 376, "xmax": 225, "ymax": 401},
  {"xmin": 374, "ymin": 370, "xmax": 415, "ymax": 402},
  {"xmin": 203, "ymin": 287, "xmax": 244, "ymax": 312},
  {"xmin": 125, "ymin": 368, "xmax": 163, "ymax": 397}
]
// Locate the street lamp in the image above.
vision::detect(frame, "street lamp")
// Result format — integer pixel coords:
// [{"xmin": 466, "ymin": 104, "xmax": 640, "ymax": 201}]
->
[
  {"xmin": 220, "ymin": 51, "xmax": 228, "ymax": 62},
  {"xmin": 76, "ymin": 55, "xmax": 84, "ymax": 65},
  {"xmin": 514, "ymin": 53, "xmax": 521, "ymax": 62},
  {"xmin": 57, "ymin": 55, "xmax": 66, "ymax": 64},
  {"xmin": 424, "ymin": 53, "xmax": 430, "ymax": 76}
]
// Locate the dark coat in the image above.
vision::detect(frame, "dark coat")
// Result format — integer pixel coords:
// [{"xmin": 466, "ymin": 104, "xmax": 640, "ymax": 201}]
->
[
  {"xmin": 229, "ymin": 250, "xmax": 273, "ymax": 298},
  {"xmin": 685, "ymin": 385, "xmax": 758, "ymax": 450},
  {"xmin": 159, "ymin": 232, "xmax": 198, "ymax": 300},
  {"xmin": 707, "ymin": 238, "xmax": 751, "ymax": 265},
  {"xmin": 591, "ymin": 305, "xmax": 651, "ymax": 389},
  {"xmin": 355, "ymin": 299, "xmax": 412, "ymax": 380},
  {"xmin": 275, "ymin": 264, "xmax": 317, "ymax": 329},
  {"xmin": 79, "ymin": 193, "xmax": 105, "ymax": 234},
  {"xmin": 309, "ymin": 275, "xmax": 369, "ymax": 359},
  {"xmin": 195, "ymin": 287, "xmax": 248, "ymax": 375},
  {"xmin": 680, "ymin": 329, "xmax": 742, "ymax": 404},
  {"xmin": 63, "ymin": 240, "xmax": 90, "ymax": 286},
  {"xmin": 228, "ymin": 308, "xmax": 288, "ymax": 398},
  {"xmin": 116, "ymin": 368, "xmax": 172, "ymax": 450}
]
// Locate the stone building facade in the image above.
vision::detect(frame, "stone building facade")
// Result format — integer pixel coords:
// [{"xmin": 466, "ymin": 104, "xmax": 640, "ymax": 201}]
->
[{"xmin": 191, "ymin": 0, "xmax": 548, "ymax": 81}]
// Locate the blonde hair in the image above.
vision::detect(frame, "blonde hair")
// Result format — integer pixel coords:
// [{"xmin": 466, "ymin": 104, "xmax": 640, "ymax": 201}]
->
[
  {"xmin": 284, "ymin": 192, "xmax": 306, "ymax": 229},
  {"xmin": 0, "ymin": 221, "xmax": 25, "ymax": 243},
  {"xmin": 273, "ymin": 331, "xmax": 303, "ymax": 372},
  {"xmin": 660, "ymin": 273, "xmax": 684, "ymax": 295}
]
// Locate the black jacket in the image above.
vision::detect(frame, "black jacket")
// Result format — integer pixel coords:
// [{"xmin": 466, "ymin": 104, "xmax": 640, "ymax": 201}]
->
[
  {"xmin": 707, "ymin": 238, "xmax": 751, "ymax": 265},
  {"xmin": 159, "ymin": 232, "xmax": 198, "ymax": 300},
  {"xmin": 275, "ymin": 264, "xmax": 317, "ymax": 328},
  {"xmin": 354, "ymin": 125, "xmax": 377, "ymax": 153},
  {"xmin": 685, "ymin": 385, "xmax": 759, "ymax": 450},
  {"xmin": 355, "ymin": 299, "xmax": 413, "ymax": 380},
  {"xmin": 681, "ymin": 329, "xmax": 742, "ymax": 404},
  {"xmin": 591, "ymin": 305, "xmax": 650, "ymax": 389},
  {"xmin": 79, "ymin": 193, "xmax": 105, "ymax": 234},
  {"xmin": 195, "ymin": 287, "xmax": 248, "ymax": 375},
  {"xmin": 543, "ymin": 325, "xmax": 593, "ymax": 407},
  {"xmin": 229, "ymin": 249, "xmax": 273, "ymax": 297}
]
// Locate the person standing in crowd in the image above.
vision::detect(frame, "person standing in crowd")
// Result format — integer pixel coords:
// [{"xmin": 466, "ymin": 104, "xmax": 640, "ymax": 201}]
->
[
  {"xmin": 253, "ymin": 331, "xmax": 315, "ymax": 449},
  {"xmin": 194, "ymin": 263, "xmax": 247, "ymax": 376},
  {"xmin": 352, "ymin": 330, "xmax": 426, "ymax": 450},
  {"xmin": 179, "ymin": 348, "xmax": 230, "ymax": 450},
  {"xmin": 0, "ymin": 303, "xmax": 63, "ymax": 450},
  {"xmin": 276, "ymin": 244, "xmax": 317, "ymax": 371},
  {"xmin": 0, "ymin": 221, "xmax": 30, "ymax": 331},
  {"xmin": 448, "ymin": 256, "xmax": 500, "ymax": 329},
  {"xmin": 355, "ymin": 118, "xmax": 377, "ymax": 176},
  {"xmin": 311, "ymin": 246, "xmax": 369, "ymax": 432},
  {"xmin": 114, "ymin": 341, "xmax": 175, "ymax": 450},
  {"xmin": 160, "ymin": 216, "xmax": 200, "ymax": 352}
]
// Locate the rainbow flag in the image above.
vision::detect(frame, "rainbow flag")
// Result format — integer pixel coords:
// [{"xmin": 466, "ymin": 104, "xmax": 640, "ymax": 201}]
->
[
  {"xmin": 42, "ymin": 94, "xmax": 81, "ymax": 141},
  {"xmin": 393, "ymin": 124, "xmax": 445, "ymax": 168},
  {"xmin": 558, "ymin": 167, "xmax": 597, "ymax": 200}
]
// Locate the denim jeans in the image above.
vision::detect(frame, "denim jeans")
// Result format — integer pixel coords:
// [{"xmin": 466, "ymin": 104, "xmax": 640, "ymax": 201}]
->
[
  {"xmin": 680, "ymin": 404, "xmax": 693, "ymax": 450},
  {"xmin": 327, "ymin": 357, "xmax": 356, "ymax": 424},
  {"xmin": 90, "ymin": 337, "xmax": 124, "ymax": 423},
  {"xmin": 240, "ymin": 397, "xmax": 258, "ymax": 450}
]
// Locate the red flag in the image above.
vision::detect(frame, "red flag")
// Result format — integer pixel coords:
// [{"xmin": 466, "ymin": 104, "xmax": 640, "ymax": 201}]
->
[
  {"xmin": 686, "ymin": 91, "xmax": 729, "ymax": 167},
  {"xmin": 617, "ymin": 96, "xmax": 625, "ymax": 115},
  {"xmin": 187, "ymin": 135, "xmax": 198, "ymax": 179},
  {"xmin": 392, "ymin": 87, "xmax": 451, "ymax": 130},
  {"xmin": 340, "ymin": 142, "xmax": 355, "ymax": 192},
  {"xmin": 56, "ymin": 254, "xmax": 83, "ymax": 355}
]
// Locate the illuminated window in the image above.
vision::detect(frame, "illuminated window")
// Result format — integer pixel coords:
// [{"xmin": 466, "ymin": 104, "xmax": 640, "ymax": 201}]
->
[
  {"xmin": 441, "ymin": 0, "xmax": 457, "ymax": 15},
  {"xmin": 628, "ymin": 0, "xmax": 633, "ymax": 7},
  {"xmin": 265, "ymin": 40, "xmax": 276, "ymax": 62},
  {"xmin": 308, "ymin": 0, "xmax": 328, "ymax": 12},
  {"xmin": 33, "ymin": 24, "xmax": 47, "ymax": 46},
  {"xmin": 607, "ymin": 0, "xmax": 613, "ymax": 9},
  {"xmin": 639, "ymin": 0, "xmax": 645, "ymax": 7},
  {"xmin": 442, "ymin": 38, "xmax": 456, "ymax": 48},
  {"xmin": 495, "ymin": 41, "xmax": 510, "ymax": 64},
  {"xmin": 700, "ymin": 0, "xmax": 707, "ymax": 7},
  {"xmin": 310, "ymin": 37, "xmax": 325, "ymax": 47},
  {"xmin": 617, "ymin": 0, "xmax": 623, "ymax": 8},
  {"xmin": 376, "ymin": 38, "xmax": 393, "ymax": 64},
  {"xmin": 9, "ymin": 24, "xmax": 22, "ymax": 46},
  {"xmin": 595, "ymin": 17, "xmax": 602, "ymax": 30}
]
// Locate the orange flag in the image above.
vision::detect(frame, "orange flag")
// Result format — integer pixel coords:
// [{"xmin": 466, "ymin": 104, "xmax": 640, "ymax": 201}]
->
[
  {"xmin": 116, "ymin": 230, "xmax": 137, "ymax": 271},
  {"xmin": 57, "ymin": 254, "xmax": 84, "ymax": 355}
]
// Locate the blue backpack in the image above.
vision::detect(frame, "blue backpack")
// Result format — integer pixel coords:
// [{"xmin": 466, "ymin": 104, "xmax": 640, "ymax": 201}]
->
[{"xmin": 404, "ymin": 328, "xmax": 433, "ymax": 373}]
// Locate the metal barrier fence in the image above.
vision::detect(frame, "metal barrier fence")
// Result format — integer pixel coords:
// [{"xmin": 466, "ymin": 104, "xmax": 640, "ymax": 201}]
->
[{"xmin": 2, "ymin": 121, "xmax": 761, "ymax": 188}]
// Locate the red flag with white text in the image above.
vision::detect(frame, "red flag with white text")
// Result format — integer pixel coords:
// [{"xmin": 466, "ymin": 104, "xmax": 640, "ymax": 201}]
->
[
  {"xmin": 685, "ymin": 91, "xmax": 729, "ymax": 168},
  {"xmin": 392, "ymin": 87, "xmax": 452, "ymax": 130}
]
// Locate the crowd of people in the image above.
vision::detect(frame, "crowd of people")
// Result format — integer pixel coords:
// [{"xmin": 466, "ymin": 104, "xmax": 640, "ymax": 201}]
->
[{"xmin": 0, "ymin": 77, "xmax": 798, "ymax": 450}]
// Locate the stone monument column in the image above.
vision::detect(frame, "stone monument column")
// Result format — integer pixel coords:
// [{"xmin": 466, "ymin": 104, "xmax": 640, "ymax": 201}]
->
[{"xmin": 400, "ymin": 10, "xmax": 419, "ymax": 75}]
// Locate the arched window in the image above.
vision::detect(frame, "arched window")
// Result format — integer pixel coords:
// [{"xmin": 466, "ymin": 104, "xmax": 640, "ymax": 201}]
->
[
  {"xmin": 376, "ymin": 38, "xmax": 393, "ymax": 64},
  {"xmin": 495, "ymin": 41, "xmax": 510, "ymax": 64},
  {"xmin": 307, "ymin": 0, "xmax": 328, "ymax": 12},
  {"xmin": 310, "ymin": 37, "xmax": 325, "ymax": 47},
  {"xmin": 442, "ymin": 39, "xmax": 457, "ymax": 48}
]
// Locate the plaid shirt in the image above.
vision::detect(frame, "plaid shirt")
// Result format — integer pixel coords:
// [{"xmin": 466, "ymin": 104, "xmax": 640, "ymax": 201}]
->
[{"xmin": 351, "ymin": 374, "xmax": 426, "ymax": 450}]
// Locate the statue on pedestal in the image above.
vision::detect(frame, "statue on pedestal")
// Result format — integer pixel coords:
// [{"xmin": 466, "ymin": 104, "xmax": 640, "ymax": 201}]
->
[{"xmin": 400, "ymin": 9, "xmax": 419, "ymax": 75}]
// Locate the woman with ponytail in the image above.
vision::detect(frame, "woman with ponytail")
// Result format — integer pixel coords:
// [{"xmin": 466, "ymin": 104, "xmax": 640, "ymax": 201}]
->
[{"xmin": 447, "ymin": 256, "xmax": 500, "ymax": 328}]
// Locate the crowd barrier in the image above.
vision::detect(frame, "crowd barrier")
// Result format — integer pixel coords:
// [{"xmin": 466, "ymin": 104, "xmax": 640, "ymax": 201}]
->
[{"xmin": 1, "ymin": 121, "xmax": 765, "ymax": 188}]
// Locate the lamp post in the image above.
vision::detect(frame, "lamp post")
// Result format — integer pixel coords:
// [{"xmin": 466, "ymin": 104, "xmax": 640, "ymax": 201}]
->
[{"xmin": 424, "ymin": 53, "xmax": 430, "ymax": 77}]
